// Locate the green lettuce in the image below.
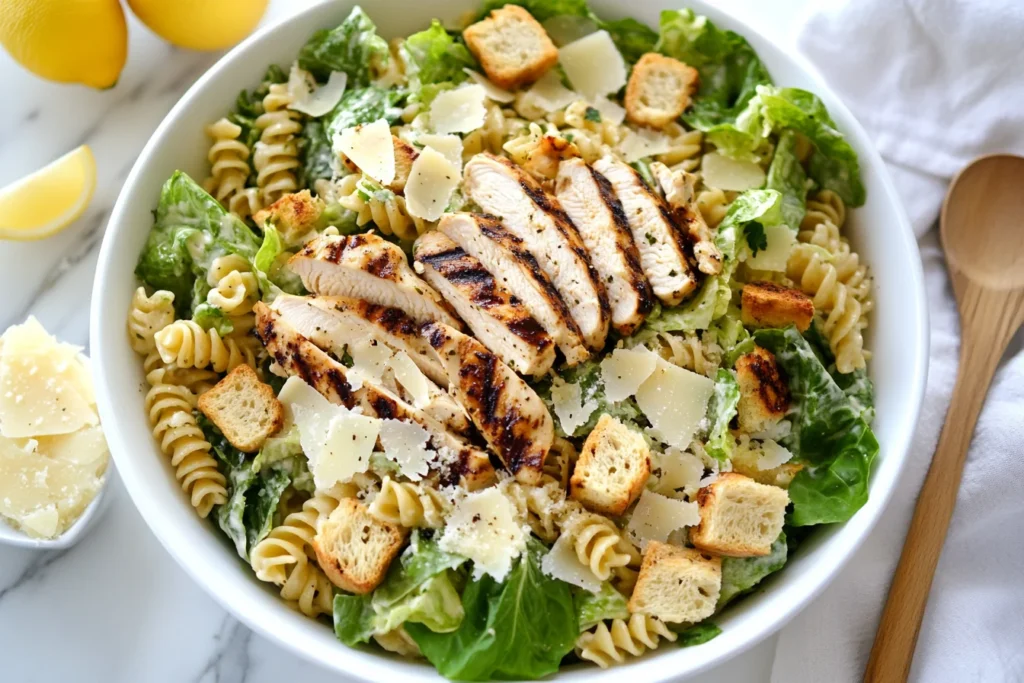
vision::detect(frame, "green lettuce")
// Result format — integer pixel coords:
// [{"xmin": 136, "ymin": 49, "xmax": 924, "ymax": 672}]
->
[
  {"xmin": 535, "ymin": 359, "xmax": 646, "ymax": 438},
  {"xmin": 253, "ymin": 225, "xmax": 306, "ymax": 301},
  {"xmin": 401, "ymin": 20, "xmax": 476, "ymax": 99},
  {"xmin": 325, "ymin": 86, "xmax": 405, "ymax": 140},
  {"xmin": 674, "ymin": 622, "xmax": 723, "ymax": 647},
  {"xmin": 253, "ymin": 424, "xmax": 303, "ymax": 472},
  {"xmin": 705, "ymin": 369, "xmax": 740, "ymax": 462},
  {"xmin": 334, "ymin": 534, "xmax": 467, "ymax": 646},
  {"xmin": 718, "ymin": 532, "xmax": 787, "ymax": 607},
  {"xmin": 574, "ymin": 583, "xmax": 629, "ymax": 632},
  {"xmin": 766, "ymin": 130, "xmax": 808, "ymax": 231},
  {"xmin": 300, "ymin": 119, "xmax": 335, "ymax": 186},
  {"xmin": 710, "ymin": 311, "xmax": 753, "ymax": 367},
  {"xmin": 298, "ymin": 6, "xmax": 389, "ymax": 84},
  {"xmin": 753, "ymin": 327, "xmax": 879, "ymax": 525},
  {"xmin": 656, "ymin": 10, "xmax": 771, "ymax": 136},
  {"xmin": 407, "ymin": 538, "xmax": 578, "ymax": 681},
  {"xmin": 191, "ymin": 303, "xmax": 234, "ymax": 336},
  {"xmin": 135, "ymin": 171, "xmax": 262, "ymax": 316}
]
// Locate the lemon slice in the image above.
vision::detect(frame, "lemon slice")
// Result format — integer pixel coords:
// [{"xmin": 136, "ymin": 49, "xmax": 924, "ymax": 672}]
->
[{"xmin": 0, "ymin": 146, "xmax": 96, "ymax": 241}]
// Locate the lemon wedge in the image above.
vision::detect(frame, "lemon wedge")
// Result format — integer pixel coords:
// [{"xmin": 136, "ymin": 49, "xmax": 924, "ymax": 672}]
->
[{"xmin": 0, "ymin": 146, "xmax": 96, "ymax": 241}]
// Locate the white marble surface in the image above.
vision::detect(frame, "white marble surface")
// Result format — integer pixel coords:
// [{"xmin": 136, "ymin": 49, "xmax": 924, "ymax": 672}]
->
[{"xmin": 0, "ymin": 1, "xmax": 806, "ymax": 680}]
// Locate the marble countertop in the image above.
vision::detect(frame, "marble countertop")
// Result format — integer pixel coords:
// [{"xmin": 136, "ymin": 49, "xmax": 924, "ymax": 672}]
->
[{"xmin": 0, "ymin": 1, "xmax": 805, "ymax": 680}]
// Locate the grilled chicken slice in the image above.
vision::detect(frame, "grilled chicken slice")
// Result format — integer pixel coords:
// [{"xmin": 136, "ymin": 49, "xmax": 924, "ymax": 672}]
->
[
  {"xmin": 438, "ymin": 212, "xmax": 590, "ymax": 365},
  {"xmin": 424, "ymin": 322, "xmax": 552, "ymax": 485},
  {"xmin": 593, "ymin": 155, "xmax": 698, "ymax": 306},
  {"xmin": 289, "ymin": 233, "xmax": 462, "ymax": 329},
  {"xmin": 462, "ymin": 153, "xmax": 610, "ymax": 350},
  {"xmin": 650, "ymin": 161, "xmax": 723, "ymax": 276},
  {"xmin": 413, "ymin": 231, "xmax": 556, "ymax": 377},
  {"xmin": 555, "ymin": 158, "xmax": 655, "ymax": 336},
  {"xmin": 271, "ymin": 294, "xmax": 470, "ymax": 435},
  {"xmin": 254, "ymin": 303, "xmax": 493, "ymax": 490}
]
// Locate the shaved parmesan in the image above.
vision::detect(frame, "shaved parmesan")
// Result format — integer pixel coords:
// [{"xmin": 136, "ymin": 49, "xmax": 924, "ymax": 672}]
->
[
  {"xmin": 701, "ymin": 151, "xmax": 766, "ymax": 192},
  {"xmin": 617, "ymin": 128, "xmax": 675, "ymax": 163},
  {"xmin": 654, "ymin": 446, "xmax": 705, "ymax": 499},
  {"xmin": 635, "ymin": 358, "xmax": 715, "ymax": 449},
  {"xmin": 463, "ymin": 68, "xmax": 515, "ymax": 103},
  {"xmin": 347, "ymin": 339, "xmax": 394, "ymax": 391},
  {"xmin": 334, "ymin": 119, "xmax": 396, "ymax": 186},
  {"xmin": 627, "ymin": 490, "xmax": 700, "ymax": 548},
  {"xmin": 430, "ymin": 84, "xmax": 487, "ymax": 134},
  {"xmin": 288, "ymin": 69, "xmax": 348, "ymax": 117},
  {"xmin": 522, "ymin": 70, "xmax": 577, "ymax": 113},
  {"xmin": 416, "ymin": 134, "xmax": 464, "ymax": 171},
  {"xmin": 379, "ymin": 419, "xmax": 432, "ymax": 481},
  {"xmin": 542, "ymin": 532, "xmax": 602, "ymax": 592},
  {"xmin": 551, "ymin": 376, "xmax": 598, "ymax": 436},
  {"xmin": 757, "ymin": 439, "xmax": 794, "ymax": 471},
  {"xmin": 559, "ymin": 31, "xmax": 627, "ymax": 100},
  {"xmin": 277, "ymin": 375, "xmax": 332, "ymax": 428},
  {"xmin": 591, "ymin": 97, "xmax": 625, "ymax": 125},
  {"xmin": 439, "ymin": 488, "xmax": 526, "ymax": 581},
  {"xmin": 600, "ymin": 347, "xmax": 658, "ymax": 402},
  {"xmin": 405, "ymin": 146, "xmax": 461, "ymax": 221},
  {"xmin": 746, "ymin": 224, "xmax": 796, "ymax": 271},
  {"xmin": 388, "ymin": 351, "xmax": 431, "ymax": 409}
]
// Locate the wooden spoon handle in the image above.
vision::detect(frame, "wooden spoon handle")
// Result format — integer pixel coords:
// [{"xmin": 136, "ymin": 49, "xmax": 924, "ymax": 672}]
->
[{"xmin": 865, "ymin": 283, "xmax": 1024, "ymax": 683}]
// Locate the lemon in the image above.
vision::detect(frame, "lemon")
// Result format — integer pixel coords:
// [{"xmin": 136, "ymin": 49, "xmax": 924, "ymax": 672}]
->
[
  {"xmin": 127, "ymin": 0, "xmax": 269, "ymax": 51},
  {"xmin": 0, "ymin": 146, "xmax": 97, "ymax": 241},
  {"xmin": 0, "ymin": 0, "xmax": 126, "ymax": 89}
]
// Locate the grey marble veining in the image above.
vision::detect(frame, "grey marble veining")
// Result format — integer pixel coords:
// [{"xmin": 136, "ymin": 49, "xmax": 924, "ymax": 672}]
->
[{"xmin": 0, "ymin": 1, "xmax": 799, "ymax": 680}]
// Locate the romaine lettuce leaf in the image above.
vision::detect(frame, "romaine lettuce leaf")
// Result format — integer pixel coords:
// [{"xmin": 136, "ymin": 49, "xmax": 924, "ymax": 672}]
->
[
  {"xmin": 574, "ymin": 582, "xmax": 629, "ymax": 632},
  {"xmin": 298, "ymin": 6, "xmax": 389, "ymax": 84},
  {"xmin": 753, "ymin": 326, "xmax": 879, "ymax": 526},
  {"xmin": 300, "ymin": 119, "xmax": 336, "ymax": 186},
  {"xmin": 191, "ymin": 302, "xmax": 234, "ymax": 336},
  {"xmin": 407, "ymin": 538, "xmax": 578, "ymax": 681},
  {"xmin": 766, "ymin": 130, "xmax": 808, "ymax": 231},
  {"xmin": 718, "ymin": 532, "xmax": 787, "ymax": 607},
  {"xmin": 253, "ymin": 225, "xmax": 306, "ymax": 302},
  {"xmin": 325, "ymin": 86, "xmax": 405, "ymax": 140},
  {"xmin": 705, "ymin": 369, "xmax": 740, "ymax": 462},
  {"xmin": 674, "ymin": 622, "xmax": 722, "ymax": 646},
  {"xmin": 596, "ymin": 17, "xmax": 658, "ymax": 64},
  {"xmin": 135, "ymin": 171, "xmax": 262, "ymax": 316},
  {"xmin": 253, "ymin": 423, "xmax": 303, "ymax": 472},
  {"xmin": 401, "ymin": 20, "xmax": 476, "ymax": 95},
  {"xmin": 476, "ymin": 0, "xmax": 590, "ymax": 23}
]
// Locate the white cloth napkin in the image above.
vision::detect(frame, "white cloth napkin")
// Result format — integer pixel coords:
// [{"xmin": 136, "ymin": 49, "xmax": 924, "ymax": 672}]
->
[{"xmin": 769, "ymin": 1, "xmax": 1024, "ymax": 681}]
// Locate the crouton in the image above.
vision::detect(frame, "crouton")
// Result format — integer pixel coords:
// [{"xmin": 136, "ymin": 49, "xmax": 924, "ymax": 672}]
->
[
  {"xmin": 570, "ymin": 415, "xmax": 651, "ymax": 516},
  {"xmin": 625, "ymin": 53, "xmax": 700, "ymax": 128},
  {"xmin": 197, "ymin": 365, "xmax": 283, "ymax": 452},
  {"xmin": 339, "ymin": 136, "xmax": 419, "ymax": 193},
  {"xmin": 730, "ymin": 440, "xmax": 803, "ymax": 488},
  {"xmin": 690, "ymin": 473, "xmax": 789, "ymax": 557},
  {"xmin": 735, "ymin": 346, "xmax": 789, "ymax": 434},
  {"xmin": 741, "ymin": 281, "xmax": 814, "ymax": 332},
  {"xmin": 252, "ymin": 189, "xmax": 324, "ymax": 245},
  {"xmin": 463, "ymin": 5, "xmax": 558, "ymax": 90},
  {"xmin": 313, "ymin": 497, "xmax": 407, "ymax": 594},
  {"xmin": 628, "ymin": 541, "xmax": 721, "ymax": 623}
]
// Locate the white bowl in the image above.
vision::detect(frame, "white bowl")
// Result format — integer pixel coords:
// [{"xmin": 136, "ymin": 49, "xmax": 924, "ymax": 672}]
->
[{"xmin": 90, "ymin": 1, "xmax": 928, "ymax": 680}]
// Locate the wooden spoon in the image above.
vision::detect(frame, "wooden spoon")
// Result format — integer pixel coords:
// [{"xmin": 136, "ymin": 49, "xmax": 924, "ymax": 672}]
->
[{"xmin": 865, "ymin": 154, "xmax": 1024, "ymax": 682}]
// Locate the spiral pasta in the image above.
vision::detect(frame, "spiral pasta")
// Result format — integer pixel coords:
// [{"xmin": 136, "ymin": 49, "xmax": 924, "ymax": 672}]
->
[
  {"xmin": 142, "ymin": 350, "xmax": 220, "ymax": 395},
  {"xmin": 254, "ymin": 83, "xmax": 302, "ymax": 206},
  {"xmin": 336, "ymin": 173, "xmax": 433, "ymax": 242},
  {"xmin": 205, "ymin": 255, "xmax": 258, "ymax": 334},
  {"xmin": 154, "ymin": 320, "xmax": 258, "ymax": 373},
  {"xmin": 144, "ymin": 381, "xmax": 227, "ymax": 518},
  {"xmin": 127, "ymin": 287, "xmax": 175, "ymax": 354},
  {"xmin": 228, "ymin": 187, "xmax": 263, "ymax": 220},
  {"xmin": 462, "ymin": 102, "xmax": 524, "ymax": 161},
  {"xmin": 564, "ymin": 511, "xmax": 638, "ymax": 581},
  {"xmin": 502, "ymin": 475, "xmax": 572, "ymax": 543},
  {"xmin": 368, "ymin": 476, "xmax": 449, "ymax": 528},
  {"xmin": 654, "ymin": 122, "xmax": 703, "ymax": 172},
  {"xmin": 801, "ymin": 189, "xmax": 846, "ymax": 231},
  {"xmin": 203, "ymin": 118, "xmax": 252, "ymax": 208},
  {"xmin": 546, "ymin": 100, "xmax": 625, "ymax": 164},
  {"xmin": 544, "ymin": 437, "xmax": 578, "ymax": 489},
  {"xmin": 250, "ymin": 483, "xmax": 359, "ymax": 618},
  {"xmin": 696, "ymin": 187, "xmax": 730, "ymax": 229},
  {"xmin": 633, "ymin": 330, "xmax": 721, "ymax": 378},
  {"xmin": 575, "ymin": 615, "xmax": 677, "ymax": 668}
]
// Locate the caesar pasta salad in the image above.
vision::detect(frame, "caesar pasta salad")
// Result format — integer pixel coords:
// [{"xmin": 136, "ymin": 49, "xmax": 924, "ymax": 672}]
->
[{"xmin": 127, "ymin": 2, "xmax": 877, "ymax": 678}]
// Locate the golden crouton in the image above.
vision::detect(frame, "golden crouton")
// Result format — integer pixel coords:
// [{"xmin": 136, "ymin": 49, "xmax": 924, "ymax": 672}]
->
[
  {"xmin": 252, "ymin": 189, "xmax": 324, "ymax": 245},
  {"xmin": 625, "ymin": 53, "xmax": 700, "ymax": 128},
  {"xmin": 198, "ymin": 365, "xmax": 283, "ymax": 453},
  {"xmin": 313, "ymin": 498, "xmax": 407, "ymax": 594},
  {"xmin": 735, "ymin": 346, "xmax": 790, "ymax": 434},
  {"xmin": 463, "ymin": 5, "xmax": 558, "ymax": 90},
  {"xmin": 570, "ymin": 415, "xmax": 651, "ymax": 516},
  {"xmin": 628, "ymin": 542, "xmax": 721, "ymax": 623},
  {"xmin": 690, "ymin": 473, "xmax": 789, "ymax": 557},
  {"xmin": 741, "ymin": 281, "xmax": 814, "ymax": 332}
]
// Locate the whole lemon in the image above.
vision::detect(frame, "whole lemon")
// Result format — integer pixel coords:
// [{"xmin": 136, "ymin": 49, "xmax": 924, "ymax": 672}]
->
[
  {"xmin": 0, "ymin": 0, "xmax": 127, "ymax": 89},
  {"xmin": 127, "ymin": 0, "xmax": 269, "ymax": 51}
]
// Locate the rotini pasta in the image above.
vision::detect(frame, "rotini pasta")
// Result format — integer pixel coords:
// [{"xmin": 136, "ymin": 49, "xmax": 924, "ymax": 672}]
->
[
  {"xmin": 142, "ymin": 350, "xmax": 220, "ymax": 395},
  {"xmin": 654, "ymin": 122, "xmax": 703, "ymax": 172},
  {"xmin": 368, "ymin": 476, "xmax": 449, "ymax": 528},
  {"xmin": 564, "ymin": 511, "xmax": 638, "ymax": 581},
  {"xmin": 154, "ymin": 320, "xmax": 258, "ymax": 373},
  {"xmin": 575, "ymin": 614, "xmax": 677, "ymax": 668},
  {"xmin": 254, "ymin": 83, "xmax": 302, "ymax": 206},
  {"xmin": 696, "ymin": 187, "xmax": 730, "ymax": 229},
  {"xmin": 335, "ymin": 173, "xmax": 433, "ymax": 242},
  {"xmin": 203, "ymin": 118, "xmax": 252, "ymax": 208},
  {"xmin": 462, "ymin": 102, "xmax": 524, "ymax": 161},
  {"xmin": 631, "ymin": 329, "xmax": 722, "ymax": 378},
  {"xmin": 144, "ymin": 380, "xmax": 227, "ymax": 517},
  {"xmin": 543, "ymin": 437, "xmax": 578, "ymax": 489},
  {"xmin": 205, "ymin": 255, "xmax": 259, "ymax": 334},
  {"xmin": 127, "ymin": 287, "xmax": 175, "ymax": 354}
]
